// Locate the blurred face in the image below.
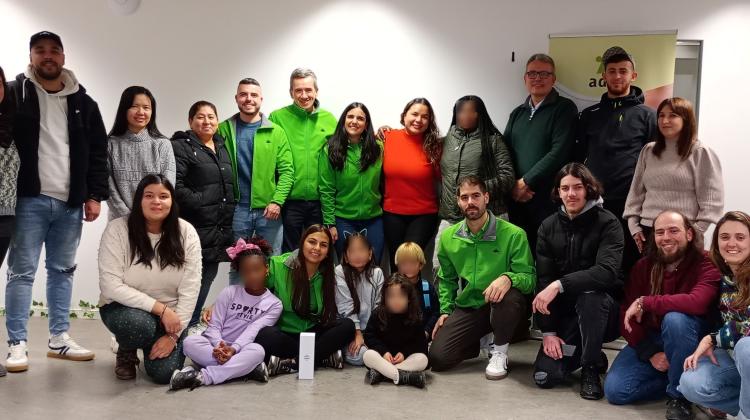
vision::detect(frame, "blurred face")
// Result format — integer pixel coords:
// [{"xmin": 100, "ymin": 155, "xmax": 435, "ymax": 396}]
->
[
  {"xmin": 385, "ymin": 284, "xmax": 409, "ymax": 314},
  {"xmin": 344, "ymin": 237, "xmax": 372, "ymax": 271},
  {"xmin": 141, "ymin": 183, "xmax": 172, "ymax": 224},
  {"xmin": 458, "ymin": 183, "xmax": 489, "ymax": 221},
  {"xmin": 291, "ymin": 76, "xmax": 317, "ymax": 111},
  {"xmin": 658, "ymin": 105, "xmax": 684, "ymax": 141},
  {"xmin": 397, "ymin": 257, "xmax": 423, "ymax": 282},
  {"xmin": 456, "ymin": 100, "xmax": 478, "ymax": 132},
  {"xmin": 654, "ymin": 212, "xmax": 693, "ymax": 264},
  {"xmin": 127, "ymin": 94, "xmax": 152, "ymax": 133},
  {"xmin": 344, "ymin": 107, "xmax": 367, "ymax": 140},
  {"xmin": 718, "ymin": 220, "xmax": 750, "ymax": 268},
  {"xmin": 30, "ymin": 39, "xmax": 65, "ymax": 81},
  {"xmin": 235, "ymin": 83, "xmax": 263, "ymax": 116},
  {"xmin": 238, "ymin": 255, "xmax": 269, "ymax": 293},
  {"xmin": 189, "ymin": 106, "xmax": 218, "ymax": 138},
  {"xmin": 524, "ymin": 60, "xmax": 555, "ymax": 98},
  {"xmin": 402, "ymin": 104, "xmax": 430, "ymax": 136},
  {"xmin": 603, "ymin": 61, "xmax": 637, "ymax": 97},
  {"xmin": 559, "ymin": 175, "xmax": 587, "ymax": 217},
  {"xmin": 302, "ymin": 231, "xmax": 330, "ymax": 265}
]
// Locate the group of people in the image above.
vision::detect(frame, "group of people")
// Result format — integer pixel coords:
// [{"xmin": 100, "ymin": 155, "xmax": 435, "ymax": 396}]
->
[{"xmin": 0, "ymin": 30, "xmax": 743, "ymax": 420}]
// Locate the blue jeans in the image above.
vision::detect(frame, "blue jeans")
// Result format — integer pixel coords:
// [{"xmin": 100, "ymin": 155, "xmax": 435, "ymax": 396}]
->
[
  {"xmin": 334, "ymin": 216, "xmax": 384, "ymax": 264},
  {"xmin": 5, "ymin": 195, "xmax": 83, "ymax": 343},
  {"xmin": 604, "ymin": 312, "xmax": 708, "ymax": 404},
  {"xmin": 679, "ymin": 337, "xmax": 750, "ymax": 418},
  {"xmin": 189, "ymin": 261, "xmax": 219, "ymax": 328},
  {"xmin": 228, "ymin": 205, "xmax": 283, "ymax": 285}
]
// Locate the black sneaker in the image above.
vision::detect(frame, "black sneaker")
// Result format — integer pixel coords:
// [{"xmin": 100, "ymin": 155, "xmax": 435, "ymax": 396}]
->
[
  {"xmin": 267, "ymin": 356, "xmax": 298, "ymax": 377},
  {"xmin": 666, "ymin": 397, "xmax": 695, "ymax": 420},
  {"xmin": 580, "ymin": 365, "xmax": 603, "ymax": 400},
  {"xmin": 245, "ymin": 362, "xmax": 269, "ymax": 383},
  {"xmin": 320, "ymin": 349, "xmax": 344, "ymax": 369},
  {"xmin": 364, "ymin": 368, "xmax": 385, "ymax": 385},
  {"xmin": 169, "ymin": 366, "xmax": 202, "ymax": 391},
  {"xmin": 598, "ymin": 351, "xmax": 609, "ymax": 374}
]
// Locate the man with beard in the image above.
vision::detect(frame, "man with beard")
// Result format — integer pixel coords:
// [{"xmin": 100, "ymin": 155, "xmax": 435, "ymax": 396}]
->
[
  {"xmin": 429, "ymin": 175, "xmax": 536, "ymax": 380},
  {"xmin": 5, "ymin": 31, "xmax": 108, "ymax": 372},
  {"xmin": 575, "ymin": 46, "xmax": 657, "ymax": 277},
  {"xmin": 603, "ymin": 210, "xmax": 720, "ymax": 420}
]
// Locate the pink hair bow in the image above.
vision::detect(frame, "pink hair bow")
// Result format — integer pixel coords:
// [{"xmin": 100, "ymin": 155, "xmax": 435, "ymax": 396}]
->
[{"xmin": 226, "ymin": 238, "xmax": 260, "ymax": 260}]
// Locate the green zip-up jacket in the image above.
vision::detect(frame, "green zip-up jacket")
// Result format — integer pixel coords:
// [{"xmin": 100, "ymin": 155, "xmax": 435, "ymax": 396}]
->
[
  {"xmin": 267, "ymin": 251, "xmax": 324, "ymax": 334},
  {"xmin": 269, "ymin": 103, "xmax": 337, "ymax": 201},
  {"xmin": 217, "ymin": 113, "xmax": 294, "ymax": 209},
  {"xmin": 318, "ymin": 142, "xmax": 383, "ymax": 225},
  {"xmin": 437, "ymin": 212, "xmax": 536, "ymax": 314}
]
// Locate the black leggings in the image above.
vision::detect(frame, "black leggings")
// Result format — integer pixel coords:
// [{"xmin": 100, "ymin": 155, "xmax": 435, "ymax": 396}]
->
[
  {"xmin": 0, "ymin": 215, "xmax": 15, "ymax": 264},
  {"xmin": 383, "ymin": 211, "xmax": 439, "ymax": 271},
  {"xmin": 254, "ymin": 318, "xmax": 355, "ymax": 367}
]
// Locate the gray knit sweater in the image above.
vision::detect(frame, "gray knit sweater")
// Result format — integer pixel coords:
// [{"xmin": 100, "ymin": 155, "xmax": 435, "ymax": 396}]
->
[
  {"xmin": 107, "ymin": 129, "xmax": 176, "ymax": 220},
  {"xmin": 623, "ymin": 140, "xmax": 724, "ymax": 235},
  {"xmin": 0, "ymin": 142, "xmax": 20, "ymax": 216}
]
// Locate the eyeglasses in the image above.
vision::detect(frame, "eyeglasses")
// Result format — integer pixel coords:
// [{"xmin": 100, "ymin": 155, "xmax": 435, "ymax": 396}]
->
[{"xmin": 525, "ymin": 71, "xmax": 554, "ymax": 80}]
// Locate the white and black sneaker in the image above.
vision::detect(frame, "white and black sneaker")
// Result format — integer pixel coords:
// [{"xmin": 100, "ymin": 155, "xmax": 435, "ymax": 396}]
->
[
  {"xmin": 320, "ymin": 349, "xmax": 344, "ymax": 369},
  {"xmin": 6, "ymin": 341, "xmax": 29, "ymax": 372},
  {"xmin": 267, "ymin": 356, "xmax": 298, "ymax": 377},
  {"xmin": 169, "ymin": 366, "xmax": 203, "ymax": 391},
  {"xmin": 47, "ymin": 332, "xmax": 95, "ymax": 361}
]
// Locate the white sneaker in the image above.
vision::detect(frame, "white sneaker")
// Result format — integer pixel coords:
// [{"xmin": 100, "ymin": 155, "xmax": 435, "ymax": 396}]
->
[
  {"xmin": 6, "ymin": 341, "xmax": 29, "ymax": 372},
  {"xmin": 110, "ymin": 336, "xmax": 119, "ymax": 354},
  {"xmin": 187, "ymin": 323, "xmax": 207, "ymax": 337},
  {"xmin": 486, "ymin": 350, "xmax": 508, "ymax": 380},
  {"xmin": 48, "ymin": 332, "xmax": 95, "ymax": 361}
]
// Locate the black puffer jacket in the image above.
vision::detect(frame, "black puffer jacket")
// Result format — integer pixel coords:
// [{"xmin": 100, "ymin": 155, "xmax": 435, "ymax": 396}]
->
[
  {"xmin": 535, "ymin": 200, "xmax": 624, "ymax": 332},
  {"xmin": 171, "ymin": 130, "xmax": 235, "ymax": 263}
]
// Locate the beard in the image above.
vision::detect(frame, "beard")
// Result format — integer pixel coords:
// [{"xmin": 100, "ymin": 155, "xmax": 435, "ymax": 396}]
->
[
  {"xmin": 462, "ymin": 205, "xmax": 484, "ymax": 221},
  {"xmin": 36, "ymin": 63, "xmax": 62, "ymax": 81},
  {"xmin": 657, "ymin": 242, "xmax": 688, "ymax": 264}
]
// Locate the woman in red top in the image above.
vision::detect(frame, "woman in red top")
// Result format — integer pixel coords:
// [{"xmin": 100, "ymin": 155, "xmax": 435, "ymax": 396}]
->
[{"xmin": 382, "ymin": 98, "xmax": 442, "ymax": 270}]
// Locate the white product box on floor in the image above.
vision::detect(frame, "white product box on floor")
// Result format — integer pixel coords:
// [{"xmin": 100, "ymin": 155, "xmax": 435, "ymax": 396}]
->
[{"xmin": 298, "ymin": 332, "xmax": 315, "ymax": 380}]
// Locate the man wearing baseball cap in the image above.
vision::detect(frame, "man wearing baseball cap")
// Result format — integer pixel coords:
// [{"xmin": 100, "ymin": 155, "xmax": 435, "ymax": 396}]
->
[{"xmin": 4, "ymin": 31, "xmax": 108, "ymax": 372}]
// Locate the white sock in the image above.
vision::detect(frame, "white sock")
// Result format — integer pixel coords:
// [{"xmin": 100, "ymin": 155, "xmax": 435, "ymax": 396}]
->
[{"xmin": 492, "ymin": 343, "xmax": 509, "ymax": 354}]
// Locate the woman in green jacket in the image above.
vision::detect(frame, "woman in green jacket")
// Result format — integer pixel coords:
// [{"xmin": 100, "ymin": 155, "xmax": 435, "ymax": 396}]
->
[
  {"xmin": 254, "ymin": 224, "xmax": 355, "ymax": 376},
  {"xmin": 319, "ymin": 102, "xmax": 384, "ymax": 261}
]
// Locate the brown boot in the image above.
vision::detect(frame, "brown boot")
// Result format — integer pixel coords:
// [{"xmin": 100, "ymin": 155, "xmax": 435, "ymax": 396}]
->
[{"xmin": 115, "ymin": 349, "xmax": 139, "ymax": 380}]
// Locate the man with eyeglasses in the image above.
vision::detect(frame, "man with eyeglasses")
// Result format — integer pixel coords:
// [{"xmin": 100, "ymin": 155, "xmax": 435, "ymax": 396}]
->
[
  {"xmin": 575, "ymin": 46, "xmax": 657, "ymax": 277},
  {"xmin": 503, "ymin": 53, "xmax": 578, "ymax": 255}
]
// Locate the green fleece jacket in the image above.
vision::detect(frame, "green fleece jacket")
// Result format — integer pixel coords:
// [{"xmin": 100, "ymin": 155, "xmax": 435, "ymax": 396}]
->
[
  {"xmin": 217, "ymin": 113, "xmax": 294, "ymax": 208},
  {"xmin": 269, "ymin": 103, "xmax": 337, "ymax": 201},
  {"xmin": 318, "ymin": 142, "xmax": 383, "ymax": 224},
  {"xmin": 437, "ymin": 212, "xmax": 536, "ymax": 314},
  {"xmin": 267, "ymin": 251, "xmax": 324, "ymax": 334}
]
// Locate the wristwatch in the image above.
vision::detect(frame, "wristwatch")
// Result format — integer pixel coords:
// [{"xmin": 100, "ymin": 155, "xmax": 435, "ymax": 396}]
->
[{"xmin": 709, "ymin": 332, "xmax": 718, "ymax": 346}]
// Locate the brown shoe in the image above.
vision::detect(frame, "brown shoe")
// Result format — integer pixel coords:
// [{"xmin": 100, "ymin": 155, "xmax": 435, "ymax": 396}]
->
[{"xmin": 115, "ymin": 349, "xmax": 139, "ymax": 380}]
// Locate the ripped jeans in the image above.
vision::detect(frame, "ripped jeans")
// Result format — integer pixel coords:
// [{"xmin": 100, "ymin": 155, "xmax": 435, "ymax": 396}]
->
[{"xmin": 5, "ymin": 195, "xmax": 83, "ymax": 343}]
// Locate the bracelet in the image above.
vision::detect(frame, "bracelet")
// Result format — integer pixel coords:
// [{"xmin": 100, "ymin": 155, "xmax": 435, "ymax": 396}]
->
[
  {"xmin": 159, "ymin": 304, "xmax": 167, "ymax": 319},
  {"xmin": 167, "ymin": 333, "xmax": 178, "ymax": 344},
  {"xmin": 636, "ymin": 296, "xmax": 644, "ymax": 313},
  {"xmin": 709, "ymin": 333, "xmax": 718, "ymax": 346}
]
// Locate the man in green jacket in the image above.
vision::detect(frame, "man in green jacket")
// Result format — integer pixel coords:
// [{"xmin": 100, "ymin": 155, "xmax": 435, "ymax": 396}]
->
[
  {"xmin": 269, "ymin": 68, "xmax": 337, "ymax": 252},
  {"xmin": 429, "ymin": 175, "xmax": 536, "ymax": 380},
  {"xmin": 504, "ymin": 53, "xmax": 578, "ymax": 255},
  {"xmin": 218, "ymin": 78, "xmax": 294, "ymax": 259}
]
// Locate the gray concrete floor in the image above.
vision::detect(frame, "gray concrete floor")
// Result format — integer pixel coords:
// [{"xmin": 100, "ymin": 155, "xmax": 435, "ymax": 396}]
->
[{"xmin": 0, "ymin": 317, "xmax": 713, "ymax": 420}]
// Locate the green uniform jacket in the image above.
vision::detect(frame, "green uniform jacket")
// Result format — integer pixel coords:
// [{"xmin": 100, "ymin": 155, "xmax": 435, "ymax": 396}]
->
[
  {"xmin": 269, "ymin": 103, "xmax": 337, "ymax": 201},
  {"xmin": 267, "ymin": 251, "xmax": 324, "ymax": 334},
  {"xmin": 318, "ymin": 141, "xmax": 383, "ymax": 225},
  {"xmin": 437, "ymin": 212, "xmax": 536, "ymax": 314},
  {"xmin": 217, "ymin": 113, "xmax": 294, "ymax": 209}
]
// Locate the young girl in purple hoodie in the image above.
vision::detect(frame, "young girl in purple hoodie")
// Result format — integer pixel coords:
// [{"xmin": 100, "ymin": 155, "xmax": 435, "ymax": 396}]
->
[{"xmin": 170, "ymin": 237, "xmax": 282, "ymax": 390}]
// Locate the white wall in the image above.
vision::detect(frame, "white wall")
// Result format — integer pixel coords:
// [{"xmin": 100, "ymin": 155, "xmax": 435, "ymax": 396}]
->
[{"xmin": 1, "ymin": 0, "xmax": 748, "ymax": 308}]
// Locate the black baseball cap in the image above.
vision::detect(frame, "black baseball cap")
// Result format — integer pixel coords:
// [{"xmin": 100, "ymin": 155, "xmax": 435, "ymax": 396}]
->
[
  {"xmin": 602, "ymin": 46, "xmax": 634, "ymax": 68},
  {"xmin": 29, "ymin": 31, "xmax": 63, "ymax": 50}
]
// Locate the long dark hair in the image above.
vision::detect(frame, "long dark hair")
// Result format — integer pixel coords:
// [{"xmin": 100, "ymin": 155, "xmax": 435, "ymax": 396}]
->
[
  {"xmin": 290, "ymin": 225, "xmax": 337, "ymax": 324},
  {"xmin": 400, "ymin": 98, "xmax": 442, "ymax": 165},
  {"xmin": 653, "ymin": 97, "xmax": 697, "ymax": 160},
  {"xmin": 375, "ymin": 274, "xmax": 422, "ymax": 328},
  {"xmin": 710, "ymin": 211, "xmax": 750, "ymax": 310},
  {"xmin": 450, "ymin": 95, "xmax": 501, "ymax": 189},
  {"xmin": 646, "ymin": 210, "xmax": 702, "ymax": 295},
  {"xmin": 127, "ymin": 174, "xmax": 185, "ymax": 270},
  {"xmin": 109, "ymin": 86, "xmax": 164, "ymax": 138},
  {"xmin": 327, "ymin": 102, "xmax": 380, "ymax": 171},
  {"xmin": 550, "ymin": 162, "xmax": 603, "ymax": 204},
  {"xmin": 0, "ymin": 65, "xmax": 15, "ymax": 148},
  {"xmin": 341, "ymin": 232, "xmax": 377, "ymax": 315}
]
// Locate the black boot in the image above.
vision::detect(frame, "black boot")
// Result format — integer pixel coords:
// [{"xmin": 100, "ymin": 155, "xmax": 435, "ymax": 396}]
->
[
  {"xmin": 580, "ymin": 365, "xmax": 603, "ymax": 400},
  {"xmin": 320, "ymin": 349, "xmax": 344, "ymax": 369},
  {"xmin": 364, "ymin": 368, "xmax": 385, "ymax": 385},
  {"xmin": 267, "ymin": 356, "xmax": 298, "ymax": 377},
  {"xmin": 246, "ymin": 362, "xmax": 269, "ymax": 383},
  {"xmin": 666, "ymin": 397, "xmax": 695, "ymax": 420},
  {"xmin": 115, "ymin": 349, "xmax": 139, "ymax": 380},
  {"xmin": 169, "ymin": 367, "xmax": 203, "ymax": 391},
  {"xmin": 397, "ymin": 369, "xmax": 425, "ymax": 389},
  {"xmin": 598, "ymin": 351, "xmax": 609, "ymax": 374}
]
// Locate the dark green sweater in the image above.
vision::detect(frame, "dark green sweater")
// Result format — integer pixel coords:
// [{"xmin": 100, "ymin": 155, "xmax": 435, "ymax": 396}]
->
[{"xmin": 503, "ymin": 89, "xmax": 578, "ymax": 194}]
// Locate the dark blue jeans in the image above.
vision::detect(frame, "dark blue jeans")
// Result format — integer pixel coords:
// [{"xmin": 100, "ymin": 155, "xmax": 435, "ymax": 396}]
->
[
  {"xmin": 334, "ymin": 216, "xmax": 384, "ymax": 264},
  {"xmin": 281, "ymin": 200, "xmax": 322, "ymax": 253},
  {"xmin": 604, "ymin": 312, "xmax": 709, "ymax": 404}
]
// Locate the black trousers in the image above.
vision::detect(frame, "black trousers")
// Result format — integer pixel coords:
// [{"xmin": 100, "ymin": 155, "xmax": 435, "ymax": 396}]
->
[
  {"xmin": 533, "ymin": 291, "xmax": 620, "ymax": 387},
  {"xmin": 254, "ymin": 318, "xmax": 355, "ymax": 367},
  {"xmin": 507, "ymin": 194, "xmax": 556, "ymax": 258},
  {"xmin": 603, "ymin": 198, "xmax": 641, "ymax": 279},
  {"xmin": 0, "ymin": 216, "xmax": 14, "ymax": 264},
  {"xmin": 281, "ymin": 200, "xmax": 323, "ymax": 253},
  {"xmin": 383, "ymin": 211, "xmax": 439, "ymax": 272}
]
